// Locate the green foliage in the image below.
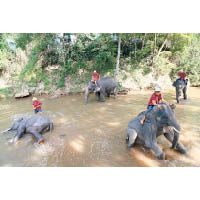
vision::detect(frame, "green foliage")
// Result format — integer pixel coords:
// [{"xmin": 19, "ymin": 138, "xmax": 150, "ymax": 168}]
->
[
  {"xmin": 154, "ymin": 51, "xmax": 176, "ymax": 77},
  {"xmin": 178, "ymin": 36, "xmax": 200, "ymax": 85},
  {"xmin": 93, "ymin": 51, "xmax": 115, "ymax": 74},
  {"xmin": 0, "ymin": 87, "xmax": 13, "ymax": 98},
  {"xmin": 1, "ymin": 33, "xmax": 200, "ymax": 93},
  {"xmin": 15, "ymin": 33, "xmax": 35, "ymax": 50}
]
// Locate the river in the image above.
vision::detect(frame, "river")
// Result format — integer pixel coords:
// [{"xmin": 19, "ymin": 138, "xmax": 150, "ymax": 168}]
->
[{"xmin": 0, "ymin": 87, "xmax": 200, "ymax": 167}]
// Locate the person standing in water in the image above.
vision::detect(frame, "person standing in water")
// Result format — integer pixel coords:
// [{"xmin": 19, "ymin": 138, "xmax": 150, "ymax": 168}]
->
[{"xmin": 32, "ymin": 97, "xmax": 42, "ymax": 114}]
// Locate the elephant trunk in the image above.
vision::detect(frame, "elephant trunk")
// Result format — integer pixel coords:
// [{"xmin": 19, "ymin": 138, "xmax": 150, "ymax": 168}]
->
[
  {"xmin": 85, "ymin": 88, "xmax": 89, "ymax": 104},
  {"xmin": 1, "ymin": 128, "xmax": 11, "ymax": 134}
]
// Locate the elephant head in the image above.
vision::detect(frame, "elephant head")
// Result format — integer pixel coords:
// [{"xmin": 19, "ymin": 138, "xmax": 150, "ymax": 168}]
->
[
  {"xmin": 147, "ymin": 103, "xmax": 181, "ymax": 149},
  {"xmin": 10, "ymin": 118, "xmax": 24, "ymax": 131},
  {"xmin": 173, "ymin": 79, "xmax": 186, "ymax": 102},
  {"xmin": 85, "ymin": 81, "xmax": 98, "ymax": 104},
  {"xmin": 0, "ymin": 118, "xmax": 24, "ymax": 136}
]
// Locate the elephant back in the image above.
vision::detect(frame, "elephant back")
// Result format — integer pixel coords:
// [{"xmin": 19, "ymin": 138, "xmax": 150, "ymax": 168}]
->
[{"xmin": 98, "ymin": 77, "xmax": 118, "ymax": 88}]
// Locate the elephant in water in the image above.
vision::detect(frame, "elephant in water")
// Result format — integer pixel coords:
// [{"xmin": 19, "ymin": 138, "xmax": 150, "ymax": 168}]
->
[
  {"xmin": 1, "ymin": 115, "xmax": 53, "ymax": 144},
  {"xmin": 172, "ymin": 79, "xmax": 189, "ymax": 103},
  {"xmin": 126, "ymin": 103, "xmax": 187, "ymax": 160},
  {"xmin": 85, "ymin": 77, "xmax": 118, "ymax": 104}
]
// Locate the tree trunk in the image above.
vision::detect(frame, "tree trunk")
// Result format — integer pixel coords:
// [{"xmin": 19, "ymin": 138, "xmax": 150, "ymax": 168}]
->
[
  {"xmin": 152, "ymin": 33, "xmax": 157, "ymax": 64},
  {"xmin": 134, "ymin": 39, "xmax": 137, "ymax": 59},
  {"xmin": 141, "ymin": 33, "xmax": 146, "ymax": 50},
  {"xmin": 155, "ymin": 34, "xmax": 169, "ymax": 62},
  {"xmin": 115, "ymin": 34, "xmax": 121, "ymax": 82},
  {"xmin": 154, "ymin": 33, "xmax": 157, "ymax": 55}
]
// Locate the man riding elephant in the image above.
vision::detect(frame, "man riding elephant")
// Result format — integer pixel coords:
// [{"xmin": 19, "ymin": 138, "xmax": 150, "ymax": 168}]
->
[
  {"xmin": 126, "ymin": 103, "xmax": 187, "ymax": 160},
  {"xmin": 1, "ymin": 115, "xmax": 53, "ymax": 144},
  {"xmin": 173, "ymin": 69, "xmax": 189, "ymax": 103},
  {"xmin": 85, "ymin": 77, "xmax": 118, "ymax": 104}
]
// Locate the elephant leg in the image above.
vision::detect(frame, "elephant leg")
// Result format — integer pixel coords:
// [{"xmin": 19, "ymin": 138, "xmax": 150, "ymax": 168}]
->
[
  {"xmin": 151, "ymin": 142, "xmax": 165, "ymax": 160},
  {"xmin": 114, "ymin": 87, "xmax": 118, "ymax": 99},
  {"xmin": 164, "ymin": 132, "xmax": 187, "ymax": 154},
  {"xmin": 183, "ymin": 87, "xmax": 187, "ymax": 100},
  {"xmin": 106, "ymin": 92, "xmax": 110, "ymax": 97},
  {"xmin": 12, "ymin": 131, "xmax": 24, "ymax": 144},
  {"xmin": 126, "ymin": 128, "xmax": 137, "ymax": 149},
  {"xmin": 176, "ymin": 89, "xmax": 180, "ymax": 104},
  {"xmin": 12, "ymin": 126, "xmax": 26, "ymax": 143},
  {"xmin": 100, "ymin": 90, "xmax": 105, "ymax": 102},
  {"xmin": 144, "ymin": 137, "xmax": 164, "ymax": 159},
  {"xmin": 95, "ymin": 92, "xmax": 101, "ymax": 101},
  {"xmin": 31, "ymin": 131, "xmax": 44, "ymax": 144}
]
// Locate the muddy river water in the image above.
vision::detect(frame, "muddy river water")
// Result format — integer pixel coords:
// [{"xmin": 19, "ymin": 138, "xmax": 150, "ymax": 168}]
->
[{"xmin": 0, "ymin": 87, "xmax": 200, "ymax": 167}]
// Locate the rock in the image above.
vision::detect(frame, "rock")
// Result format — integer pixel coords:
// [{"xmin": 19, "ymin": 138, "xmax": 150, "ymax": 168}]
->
[
  {"xmin": 50, "ymin": 95, "xmax": 59, "ymax": 99},
  {"xmin": 15, "ymin": 90, "xmax": 30, "ymax": 98}
]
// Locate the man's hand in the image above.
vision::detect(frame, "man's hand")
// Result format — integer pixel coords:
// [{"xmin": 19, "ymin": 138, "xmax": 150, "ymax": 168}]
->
[{"xmin": 157, "ymin": 105, "xmax": 162, "ymax": 109}]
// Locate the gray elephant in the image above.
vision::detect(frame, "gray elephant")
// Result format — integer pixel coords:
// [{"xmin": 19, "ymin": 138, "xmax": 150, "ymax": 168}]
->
[
  {"xmin": 172, "ymin": 79, "xmax": 188, "ymax": 103},
  {"xmin": 126, "ymin": 103, "xmax": 187, "ymax": 160},
  {"xmin": 85, "ymin": 77, "xmax": 118, "ymax": 104},
  {"xmin": 1, "ymin": 115, "xmax": 53, "ymax": 144}
]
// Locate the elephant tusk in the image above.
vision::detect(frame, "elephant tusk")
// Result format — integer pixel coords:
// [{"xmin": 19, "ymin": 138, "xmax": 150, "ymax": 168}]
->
[{"xmin": 173, "ymin": 127, "xmax": 181, "ymax": 134}]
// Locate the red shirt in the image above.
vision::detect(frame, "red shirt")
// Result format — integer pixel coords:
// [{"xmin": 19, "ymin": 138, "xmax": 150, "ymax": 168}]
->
[
  {"xmin": 92, "ymin": 72, "xmax": 100, "ymax": 81},
  {"xmin": 178, "ymin": 72, "xmax": 186, "ymax": 79},
  {"xmin": 32, "ymin": 100, "xmax": 42, "ymax": 110},
  {"xmin": 148, "ymin": 93, "xmax": 163, "ymax": 106}
]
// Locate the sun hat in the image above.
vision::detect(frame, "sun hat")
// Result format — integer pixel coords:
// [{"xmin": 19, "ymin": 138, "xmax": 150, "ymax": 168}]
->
[
  {"xmin": 154, "ymin": 87, "xmax": 161, "ymax": 92},
  {"xmin": 32, "ymin": 97, "xmax": 37, "ymax": 101}
]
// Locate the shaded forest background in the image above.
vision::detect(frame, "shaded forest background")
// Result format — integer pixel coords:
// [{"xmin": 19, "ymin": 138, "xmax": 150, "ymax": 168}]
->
[{"xmin": 0, "ymin": 33, "xmax": 200, "ymax": 97}]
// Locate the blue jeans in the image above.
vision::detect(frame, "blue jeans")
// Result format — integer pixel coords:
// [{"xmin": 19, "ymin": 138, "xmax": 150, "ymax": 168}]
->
[
  {"xmin": 147, "ymin": 105, "xmax": 154, "ymax": 110},
  {"xmin": 34, "ymin": 109, "xmax": 42, "ymax": 114}
]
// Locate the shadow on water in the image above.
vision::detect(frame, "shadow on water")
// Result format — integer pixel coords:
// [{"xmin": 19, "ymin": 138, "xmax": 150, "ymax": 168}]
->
[{"xmin": 0, "ymin": 87, "xmax": 200, "ymax": 167}]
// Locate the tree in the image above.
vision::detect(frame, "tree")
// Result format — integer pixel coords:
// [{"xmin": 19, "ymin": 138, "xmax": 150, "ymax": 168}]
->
[{"xmin": 115, "ymin": 34, "xmax": 121, "ymax": 81}]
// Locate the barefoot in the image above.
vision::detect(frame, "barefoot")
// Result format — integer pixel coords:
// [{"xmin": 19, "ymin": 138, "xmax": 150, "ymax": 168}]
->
[
  {"xmin": 38, "ymin": 138, "xmax": 45, "ymax": 144},
  {"xmin": 15, "ymin": 141, "xmax": 22, "ymax": 145},
  {"xmin": 8, "ymin": 138, "xmax": 14, "ymax": 144}
]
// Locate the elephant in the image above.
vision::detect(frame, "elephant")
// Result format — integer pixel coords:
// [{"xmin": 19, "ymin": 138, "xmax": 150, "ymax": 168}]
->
[
  {"xmin": 85, "ymin": 77, "xmax": 118, "ymax": 104},
  {"xmin": 172, "ymin": 79, "xmax": 188, "ymax": 103},
  {"xmin": 126, "ymin": 103, "xmax": 187, "ymax": 160},
  {"xmin": 1, "ymin": 115, "xmax": 53, "ymax": 144}
]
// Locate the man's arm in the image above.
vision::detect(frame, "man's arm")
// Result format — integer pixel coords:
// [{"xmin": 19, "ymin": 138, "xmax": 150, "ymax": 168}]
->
[{"xmin": 161, "ymin": 98, "xmax": 167, "ymax": 103}]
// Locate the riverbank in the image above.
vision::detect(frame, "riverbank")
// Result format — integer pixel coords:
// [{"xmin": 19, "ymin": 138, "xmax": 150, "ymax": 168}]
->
[{"xmin": 0, "ymin": 65, "xmax": 173, "ymax": 99}]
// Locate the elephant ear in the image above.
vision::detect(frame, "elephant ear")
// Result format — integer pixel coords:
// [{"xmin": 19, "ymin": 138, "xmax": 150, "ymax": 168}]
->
[{"xmin": 17, "ymin": 118, "xmax": 24, "ymax": 122}]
